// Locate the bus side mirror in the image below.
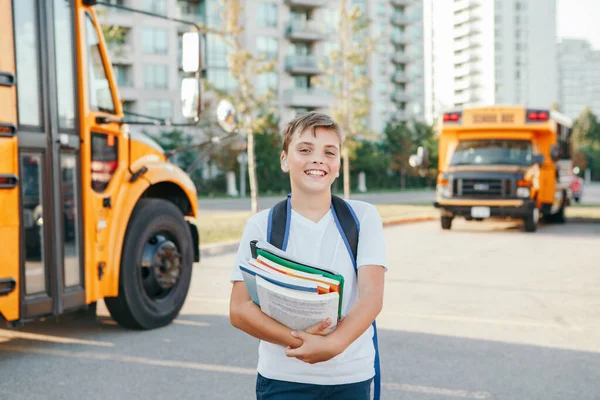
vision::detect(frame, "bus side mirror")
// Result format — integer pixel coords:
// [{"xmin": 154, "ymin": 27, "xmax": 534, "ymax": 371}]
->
[
  {"xmin": 181, "ymin": 78, "xmax": 200, "ymax": 120},
  {"xmin": 216, "ymin": 99, "xmax": 238, "ymax": 134},
  {"xmin": 182, "ymin": 32, "xmax": 200, "ymax": 73},
  {"xmin": 550, "ymin": 145, "xmax": 560, "ymax": 162}
]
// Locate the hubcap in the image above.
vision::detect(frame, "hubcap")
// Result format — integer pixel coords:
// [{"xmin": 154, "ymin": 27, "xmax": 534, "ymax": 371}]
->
[
  {"xmin": 140, "ymin": 233, "xmax": 182, "ymax": 301},
  {"xmin": 533, "ymin": 208, "xmax": 539, "ymax": 224}
]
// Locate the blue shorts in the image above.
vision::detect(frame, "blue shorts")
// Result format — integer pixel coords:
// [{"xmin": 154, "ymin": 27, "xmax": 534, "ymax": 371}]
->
[{"xmin": 255, "ymin": 373, "xmax": 372, "ymax": 400}]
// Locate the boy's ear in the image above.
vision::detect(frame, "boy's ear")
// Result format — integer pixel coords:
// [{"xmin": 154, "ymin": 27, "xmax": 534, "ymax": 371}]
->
[{"xmin": 280, "ymin": 152, "xmax": 289, "ymax": 173}]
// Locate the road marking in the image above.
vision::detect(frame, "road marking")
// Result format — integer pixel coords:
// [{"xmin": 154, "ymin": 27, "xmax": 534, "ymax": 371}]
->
[
  {"xmin": 0, "ymin": 330, "xmax": 114, "ymax": 347},
  {"xmin": 381, "ymin": 311, "xmax": 584, "ymax": 331},
  {"xmin": 0, "ymin": 344, "xmax": 494, "ymax": 398},
  {"xmin": 172, "ymin": 319, "xmax": 210, "ymax": 327},
  {"xmin": 187, "ymin": 296, "xmax": 230, "ymax": 304},
  {"xmin": 0, "ymin": 345, "xmax": 256, "ymax": 375},
  {"xmin": 382, "ymin": 383, "xmax": 492, "ymax": 399}
]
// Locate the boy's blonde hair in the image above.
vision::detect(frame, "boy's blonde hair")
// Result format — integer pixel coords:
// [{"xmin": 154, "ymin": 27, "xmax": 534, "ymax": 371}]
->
[{"xmin": 281, "ymin": 111, "xmax": 343, "ymax": 153}]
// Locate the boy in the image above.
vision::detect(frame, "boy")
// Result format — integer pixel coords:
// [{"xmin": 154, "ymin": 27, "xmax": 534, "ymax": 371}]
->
[{"xmin": 229, "ymin": 112, "xmax": 387, "ymax": 399}]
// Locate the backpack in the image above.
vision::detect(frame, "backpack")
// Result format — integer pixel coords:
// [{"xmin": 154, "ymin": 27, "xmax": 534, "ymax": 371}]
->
[{"xmin": 267, "ymin": 194, "xmax": 382, "ymax": 400}]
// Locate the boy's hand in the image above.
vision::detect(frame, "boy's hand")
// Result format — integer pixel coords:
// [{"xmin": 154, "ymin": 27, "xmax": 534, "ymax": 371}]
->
[
  {"xmin": 284, "ymin": 331, "xmax": 344, "ymax": 364},
  {"xmin": 303, "ymin": 318, "xmax": 334, "ymax": 336}
]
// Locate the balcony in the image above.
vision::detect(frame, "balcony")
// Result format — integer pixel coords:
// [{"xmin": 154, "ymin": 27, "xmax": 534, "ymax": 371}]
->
[
  {"xmin": 392, "ymin": 71, "xmax": 408, "ymax": 83},
  {"xmin": 285, "ymin": 20, "xmax": 326, "ymax": 41},
  {"xmin": 282, "ymin": 88, "xmax": 332, "ymax": 108},
  {"xmin": 284, "ymin": 0, "xmax": 327, "ymax": 8},
  {"xmin": 392, "ymin": 53, "xmax": 410, "ymax": 64},
  {"xmin": 453, "ymin": 0, "xmax": 480, "ymax": 13},
  {"xmin": 391, "ymin": 0, "xmax": 412, "ymax": 6},
  {"xmin": 391, "ymin": 33, "xmax": 409, "ymax": 45},
  {"xmin": 392, "ymin": 91, "xmax": 411, "ymax": 103},
  {"xmin": 285, "ymin": 55, "xmax": 323, "ymax": 75},
  {"xmin": 391, "ymin": 13, "xmax": 412, "ymax": 26}
]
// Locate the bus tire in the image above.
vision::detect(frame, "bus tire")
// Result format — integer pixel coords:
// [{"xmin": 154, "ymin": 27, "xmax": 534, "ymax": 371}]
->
[
  {"xmin": 441, "ymin": 216, "xmax": 453, "ymax": 230},
  {"xmin": 524, "ymin": 208, "xmax": 538, "ymax": 232},
  {"xmin": 105, "ymin": 199, "xmax": 194, "ymax": 330}
]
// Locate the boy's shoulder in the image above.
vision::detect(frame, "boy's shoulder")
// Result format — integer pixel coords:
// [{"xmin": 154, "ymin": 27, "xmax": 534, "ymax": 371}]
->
[
  {"xmin": 246, "ymin": 208, "xmax": 271, "ymax": 229},
  {"xmin": 344, "ymin": 199, "xmax": 379, "ymax": 219}
]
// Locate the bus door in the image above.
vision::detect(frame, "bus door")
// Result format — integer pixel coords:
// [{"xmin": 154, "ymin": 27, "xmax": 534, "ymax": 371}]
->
[{"xmin": 13, "ymin": 0, "xmax": 85, "ymax": 320}]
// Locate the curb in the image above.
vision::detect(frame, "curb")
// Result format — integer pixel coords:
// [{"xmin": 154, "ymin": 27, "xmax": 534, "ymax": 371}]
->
[
  {"xmin": 382, "ymin": 216, "xmax": 437, "ymax": 227},
  {"xmin": 199, "ymin": 216, "xmax": 436, "ymax": 258}
]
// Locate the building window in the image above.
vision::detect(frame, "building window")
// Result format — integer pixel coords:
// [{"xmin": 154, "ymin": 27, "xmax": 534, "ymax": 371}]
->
[
  {"xmin": 293, "ymin": 75, "xmax": 310, "ymax": 89},
  {"xmin": 258, "ymin": 3, "xmax": 277, "ymax": 27},
  {"xmin": 376, "ymin": 3, "xmax": 386, "ymax": 17},
  {"xmin": 206, "ymin": 35, "xmax": 230, "ymax": 68},
  {"xmin": 143, "ymin": 27, "xmax": 168, "ymax": 54},
  {"xmin": 146, "ymin": 100, "xmax": 172, "ymax": 119},
  {"xmin": 206, "ymin": 68, "xmax": 237, "ymax": 93},
  {"xmin": 114, "ymin": 64, "xmax": 132, "ymax": 87},
  {"xmin": 256, "ymin": 36, "xmax": 278, "ymax": 60},
  {"xmin": 143, "ymin": 64, "xmax": 169, "ymax": 89},
  {"xmin": 144, "ymin": 0, "xmax": 167, "ymax": 15}
]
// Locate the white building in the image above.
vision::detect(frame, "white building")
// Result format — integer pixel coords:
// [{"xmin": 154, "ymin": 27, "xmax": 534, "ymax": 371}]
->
[
  {"xmin": 424, "ymin": 0, "xmax": 558, "ymax": 123},
  {"xmin": 99, "ymin": 0, "xmax": 427, "ymax": 135},
  {"xmin": 557, "ymin": 38, "xmax": 600, "ymax": 119}
]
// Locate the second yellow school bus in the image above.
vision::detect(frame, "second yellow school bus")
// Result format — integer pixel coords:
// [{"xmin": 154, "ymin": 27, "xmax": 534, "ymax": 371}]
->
[{"xmin": 421, "ymin": 105, "xmax": 573, "ymax": 232}]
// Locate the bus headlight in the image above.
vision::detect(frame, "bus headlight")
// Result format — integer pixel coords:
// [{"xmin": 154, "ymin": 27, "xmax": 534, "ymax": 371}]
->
[
  {"xmin": 437, "ymin": 183, "xmax": 451, "ymax": 198},
  {"xmin": 516, "ymin": 187, "xmax": 530, "ymax": 198}
]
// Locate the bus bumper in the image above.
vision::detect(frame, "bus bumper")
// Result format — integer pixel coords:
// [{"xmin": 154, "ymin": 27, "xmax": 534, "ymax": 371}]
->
[{"xmin": 434, "ymin": 199, "xmax": 536, "ymax": 219}]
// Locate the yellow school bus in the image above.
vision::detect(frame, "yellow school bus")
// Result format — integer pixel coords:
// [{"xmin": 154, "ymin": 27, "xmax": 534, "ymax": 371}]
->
[
  {"xmin": 412, "ymin": 105, "xmax": 573, "ymax": 232},
  {"xmin": 0, "ymin": 0, "xmax": 235, "ymax": 329}
]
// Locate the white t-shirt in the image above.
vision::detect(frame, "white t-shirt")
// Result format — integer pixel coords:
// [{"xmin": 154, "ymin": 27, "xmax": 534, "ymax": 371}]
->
[{"xmin": 230, "ymin": 199, "xmax": 387, "ymax": 385}]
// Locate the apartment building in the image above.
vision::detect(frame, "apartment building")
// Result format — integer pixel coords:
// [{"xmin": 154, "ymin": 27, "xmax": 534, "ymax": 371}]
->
[
  {"xmin": 99, "ymin": 0, "xmax": 427, "ymax": 134},
  {"xmin": 557, "ymin": 38, "xmax": 600, "ymax": 119},
  {"xmin": 424, "ymin": 0, "xmax": 558, "ymax": 123},
  {"xmin": 98, "ymin": 0, "xmax": 193, "ymax": 129}
]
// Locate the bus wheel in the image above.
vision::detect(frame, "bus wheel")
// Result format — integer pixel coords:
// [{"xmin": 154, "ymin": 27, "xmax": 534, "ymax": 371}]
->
[
  {"xmin": 524, "ymin": 208, "xmax": 539, "ymax": 232},
  {"xmin": 441, "ymin": 216, "xmax": 453, "ymax": 230},
  {"xmin": 105, "ymin": 199, "xmax": 194, "ymax": 330}
]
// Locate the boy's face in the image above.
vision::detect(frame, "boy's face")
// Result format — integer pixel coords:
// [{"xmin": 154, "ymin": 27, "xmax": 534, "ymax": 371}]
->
[{"xmin": 281, "ymin": 126, "xmax": 341, "ymax": 196}]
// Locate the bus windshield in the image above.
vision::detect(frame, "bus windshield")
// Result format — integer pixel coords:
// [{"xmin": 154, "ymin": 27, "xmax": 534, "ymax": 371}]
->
[{"xmin": 450, "ymin": 139, "xmax": 533, "ymax": 166}]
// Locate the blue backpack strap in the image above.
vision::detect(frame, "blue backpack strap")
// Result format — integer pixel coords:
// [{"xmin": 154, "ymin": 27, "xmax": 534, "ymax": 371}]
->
[
  {"xmin": 330, "ymin": 196, "xmax": 381, "ymax": 400},
  {"xmin": 267, "ymin": 194, "xmax": 291, "ymax": 251},
  {"xmin": 268, "ymin": 194, "xmax": 381, "ymax": 400}
]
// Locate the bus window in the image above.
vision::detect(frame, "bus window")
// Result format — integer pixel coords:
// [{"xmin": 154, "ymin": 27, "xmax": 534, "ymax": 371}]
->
[
  {"xmin": 53, "ymin": 0, "xmax": 76, "ymax": 129},
  {"xmin": 85, "ymin": 14, "xmax": 115, "ymax": 114},
  {"xmin": 14, "ymin": 0, "xmax": 41, "ymax": 126}
]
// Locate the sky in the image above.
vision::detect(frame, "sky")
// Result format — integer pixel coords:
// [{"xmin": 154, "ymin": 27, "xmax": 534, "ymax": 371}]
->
[{"xmin": 557, "ymin": 0, "xmax": 600, "ymax": 48}]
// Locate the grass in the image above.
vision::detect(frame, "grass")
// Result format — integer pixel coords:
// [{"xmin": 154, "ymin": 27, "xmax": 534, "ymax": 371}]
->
[{"xmin": 196, "ymin": 204, "xmax": 439, "ymax": 245}]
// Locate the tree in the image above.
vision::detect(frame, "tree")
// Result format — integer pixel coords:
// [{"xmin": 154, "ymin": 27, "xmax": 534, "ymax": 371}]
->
[
  {"xmin": 210, "ymin": 0, "xmax": 277, "ymax": 214},
  {"xmin": 572, "ymin": 108, "xmax": 600, "ymax": 180},
  {"xmin": 384, "ymin": 120, "xmax": 438, "ymax": 189},
  {"xmin": 316, "ymin": 0, "xmax": 374, "ymax": 200},
  {"xmin": 383, "ymin": 122, "xmax": 413, "ymax": 189}
]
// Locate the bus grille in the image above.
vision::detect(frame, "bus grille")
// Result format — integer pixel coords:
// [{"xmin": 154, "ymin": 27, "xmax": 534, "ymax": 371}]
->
[{"xmin": 454, "ymin": 178, "xmax": 512, "ymax": 198}]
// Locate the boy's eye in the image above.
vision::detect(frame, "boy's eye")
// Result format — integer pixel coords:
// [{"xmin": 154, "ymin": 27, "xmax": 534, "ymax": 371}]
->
[
  {"xmin": 326, "ymin": 151, "xmax": 336, "ymax": 156},
  {"xmin": 299, "ymin": 148, "xmax": 310, "ymax": 153}
]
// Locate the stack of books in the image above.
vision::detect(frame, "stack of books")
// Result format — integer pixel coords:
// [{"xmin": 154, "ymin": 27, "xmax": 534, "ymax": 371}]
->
[{"xmin": 239, "ymin": 240, "xmax": 345, "ymax": 332}]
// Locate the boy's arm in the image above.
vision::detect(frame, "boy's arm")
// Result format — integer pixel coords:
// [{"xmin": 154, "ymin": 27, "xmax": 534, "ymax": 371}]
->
[
  {"xmin": 230, "ymin": 281, "xmax": 304, "ymax": 348},
  {"xmin": 285, "ymin": 265, "xmax": 384, "ymax": 364},
  {"xmin": 328, "ymin": 264, "xmax": 384, "ymax": 349}
]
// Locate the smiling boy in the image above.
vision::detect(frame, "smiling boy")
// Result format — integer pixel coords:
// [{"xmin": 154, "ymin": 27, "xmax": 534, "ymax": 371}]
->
[{"xmin": 229, "ymin": 112, "xmax": 387, "ymax": 399}]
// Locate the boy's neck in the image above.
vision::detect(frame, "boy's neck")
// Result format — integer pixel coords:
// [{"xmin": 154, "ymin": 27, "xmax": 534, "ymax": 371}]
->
[{"xmin": 290, "ymin": 190, "xmax": 331, "ymax": 223}]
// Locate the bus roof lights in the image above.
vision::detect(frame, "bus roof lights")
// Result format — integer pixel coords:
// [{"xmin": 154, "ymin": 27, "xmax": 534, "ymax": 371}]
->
[
  {"xmin": 527, "ymin": 109, "xmax": 549, "ymax": 122},
  {"xmin": 443, "ymin": 112, "xmax": 462, "ymax": 123}
]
